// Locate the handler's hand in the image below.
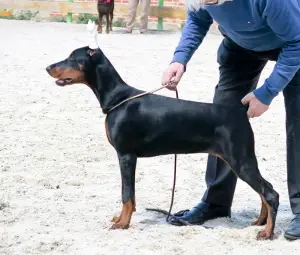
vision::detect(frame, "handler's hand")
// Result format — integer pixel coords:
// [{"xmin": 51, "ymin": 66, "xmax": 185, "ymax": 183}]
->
[
  {"xmin": 241, "ymin": 92, "xmax": 269, "ymax": 118},
  {"xmin": 161, "ymin": 62, "xmax": 185, "ymax": 91}
]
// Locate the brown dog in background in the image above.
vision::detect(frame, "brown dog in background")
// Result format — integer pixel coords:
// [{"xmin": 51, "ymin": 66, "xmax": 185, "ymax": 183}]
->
[{"xmin": 97, "ymin": 0, "xmax": 114, "ymax": 34}]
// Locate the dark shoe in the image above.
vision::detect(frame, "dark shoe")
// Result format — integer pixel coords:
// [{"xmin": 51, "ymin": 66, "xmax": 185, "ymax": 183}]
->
[
  {"xmin": 169, "ymin": 201, "xmax": 231, "ymax": 226},
  {"xmin": 140, "ymin": 29, "xmax": 148, "ymax": 34},
  {"xmin": 284, "ymin": 214, "xmax": 300, "ymax": 240}
]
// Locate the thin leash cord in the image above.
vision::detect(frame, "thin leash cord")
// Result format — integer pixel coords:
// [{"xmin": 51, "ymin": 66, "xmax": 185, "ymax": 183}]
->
[
  {"xmin": 144, "ymin": 89, "xmax": 214, "ymax": 228},
  {"xmin": 108, "ymin": 84, "xmax": 170, "ymax": 112},
  {"xmin": 166, "ymin": 89, "xmax": 178, "ymax": 222},
  {"xmin": 106, "ymin": 80, "xmax": 181, "ymax": 223},
  {"xmin": 166, "ymin": 147, "xmax": 178, "ymax": 222},
  {"xmin": 145, "ymin": 89, "xmax": 181, "ymax": 224}
]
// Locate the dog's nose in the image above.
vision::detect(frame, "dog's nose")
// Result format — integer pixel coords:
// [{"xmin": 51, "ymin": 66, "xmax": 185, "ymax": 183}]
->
[{"xmin": 46, "ymin": 66, "xmax": 51, "ymax": 74}]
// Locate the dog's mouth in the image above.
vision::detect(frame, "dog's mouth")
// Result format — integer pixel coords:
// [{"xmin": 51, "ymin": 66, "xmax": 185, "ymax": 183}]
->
[{"xmin": 55, "ymin": 78, "xmax": 73, "ymax": 86}]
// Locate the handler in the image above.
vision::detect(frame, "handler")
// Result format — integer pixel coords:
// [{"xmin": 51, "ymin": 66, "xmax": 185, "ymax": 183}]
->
[{"xmin": 161, "ymin": 0, "xmax": 300, "ymax": 240}]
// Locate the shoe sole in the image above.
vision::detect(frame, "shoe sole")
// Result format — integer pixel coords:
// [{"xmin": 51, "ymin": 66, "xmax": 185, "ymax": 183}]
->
[
  {"xmin": 169, "ymin": 219, "xmax": 205, "ymax": 226},
  {"xmin": 284, "ymin": 233, "xmax": 300, "ymax": 241},
  {"xmin": 169, "ymin": 214, "xmax": 231, "ymax": 227}
]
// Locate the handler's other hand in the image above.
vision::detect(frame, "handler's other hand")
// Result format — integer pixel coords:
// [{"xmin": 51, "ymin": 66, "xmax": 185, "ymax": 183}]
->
[
  {"xmin": 162, "ymin": 62, "xmax": 185, "ymax": 91},
  {"xmin": 241, "ymin": 92, "xmax": 269, "ymax": 118}
]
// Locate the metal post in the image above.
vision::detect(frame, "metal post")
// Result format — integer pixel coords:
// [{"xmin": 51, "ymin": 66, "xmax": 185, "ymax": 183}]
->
[
  {"xmin": 157, "ymin": 0, "xmax": 164, "ymax": 30},
  {"xmin": 67, "ymin": 0, "xmax": 73, "ymax": 23}
]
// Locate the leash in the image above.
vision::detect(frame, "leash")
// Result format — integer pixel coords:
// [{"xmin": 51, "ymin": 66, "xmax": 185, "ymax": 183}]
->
[
  {"xmin": 144, "ymin": 89, "xmax": 193, "ymax": 226},
  {"xmin": 108, "ymin": 84, "xmax": 170, "ymax": 112},
  {"xmin": 143, "ymin": 89, "xmax": 211, "ymax": 227},
  {"xmin": 146, "ymin": 89, "xmax": 180, "ymax": 224}
]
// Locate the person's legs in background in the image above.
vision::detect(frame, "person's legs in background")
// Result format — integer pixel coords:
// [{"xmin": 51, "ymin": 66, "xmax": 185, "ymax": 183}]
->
[
  {"xmin": 139, "ymin": 0, "xmax": 150, "ymax": 33},
  {"xmin": 126, "ymin": 0, "xmax": 139, "ymax": 33}
]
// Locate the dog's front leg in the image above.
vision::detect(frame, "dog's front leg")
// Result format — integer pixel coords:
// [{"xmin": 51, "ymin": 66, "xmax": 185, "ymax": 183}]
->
[
  {"xmin": 98, "ymin": 14, "xmax": 103, "ymax": 33},
  {"xmin": 105, "ymin": 14, "xmax": 110, "ymax": 34},
  {"xmin": 110, "ymin": 153, "xmax": 137, "ymax": 230}
]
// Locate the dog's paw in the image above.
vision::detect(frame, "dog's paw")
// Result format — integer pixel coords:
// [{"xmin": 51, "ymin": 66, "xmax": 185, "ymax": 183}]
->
[
  {"xmin": 111, "ymin": 215, "xmax": 121, "ymax": 223},
  {"xmin": 110, "ymin": 223, "xmax": 129, "ymax": 230},
  {"xmin": 256, "ymin": 230, "xmax": 273, "ymax": 240},
  {"xmin": 251, "ymin": 218, "xmax": 267, "ymax": 226}
]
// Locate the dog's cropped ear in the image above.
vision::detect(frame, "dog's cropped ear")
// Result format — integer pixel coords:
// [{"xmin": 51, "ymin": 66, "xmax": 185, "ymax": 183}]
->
[
  {"xmin": 89, "ymin": 49, "xmax": 106, "ymax": 66},
  {"xmin": 87, "ymin": 49, "xmax": 96, "ymax": 56}
]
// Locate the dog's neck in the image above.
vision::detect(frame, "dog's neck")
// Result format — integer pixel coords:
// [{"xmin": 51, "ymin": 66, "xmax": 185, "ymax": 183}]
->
[{"xmin": 86, "ymin": 50, "xmax": 137, "ymax": 114}]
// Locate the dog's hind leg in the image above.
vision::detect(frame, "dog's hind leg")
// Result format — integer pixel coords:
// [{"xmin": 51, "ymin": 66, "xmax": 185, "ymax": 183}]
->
[
  {"xmin": 110, "ymin": 153, "xmax": 137, "ymax": 229},
  {"xmin": 109, "ymin": 10, "xmax": 113, "ymax": 31},
  {"xmin": 218, "ymin": 131, "xmax": 279, "ymax": 240},
  {"xmin": 105, "ymin": 14, "xmax": 110, "ymax": 34},
  {"xmin": 98, "ymin": 14, "xmax": 103, "ymax": 33},
  {"xmin": 239, "ymin": 165, "xmax": 279, "ymax": 240},
  {"xmin": 221, "ymin": 153, "xmax": 279, "ymax": 240}
]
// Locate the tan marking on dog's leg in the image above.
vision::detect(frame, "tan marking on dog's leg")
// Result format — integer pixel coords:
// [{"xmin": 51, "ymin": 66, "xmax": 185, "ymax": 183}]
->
[
  {"xmin": 256, "ymin": 196, "xmax": 274, "ymax": 240},
  {"xmin": 215, "ymin": 155, "xmax": 274, "ymax": 240},
  {"xmin": 112, "ymin": 210, "xmax": 123, "ymax": 224},
  {"xmin": 133, "ymin": 195, "xmax": 136, "ymax": 212},
  {"xmin": 252, "ymin": 195, "xmax": 268, "ymax": 226},
  {"xmin": 215, "ymin": 154, "xmax": 233, "ymax": 169},
  {"xmin": 110, "ymin": 198, "xmax": 135, "ymax": 229}
]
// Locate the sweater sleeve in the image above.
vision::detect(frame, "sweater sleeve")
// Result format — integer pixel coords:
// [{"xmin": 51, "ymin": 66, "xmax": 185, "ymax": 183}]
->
[
  {"xmin": 253, "ymin": 0, "xmax": 300, "ymax": 105},
  {"xmin": 171, "ymin": 8, "xmax": 213, "ymax": 67}
]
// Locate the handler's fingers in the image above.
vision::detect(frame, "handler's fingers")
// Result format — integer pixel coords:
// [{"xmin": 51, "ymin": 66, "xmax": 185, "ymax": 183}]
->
[
  {"xmin": 247, "ymin": 107, "xmax": 256, "ymax": 118},
  {"xmin": 162, "ymin": 71, "xmax": 174, "ymax": 85},
  {"xmin": 173, "ymin": 70, "xmax": 184, "ymax": 85},
  {"xmin": 241, "ymin": 93, "xmax": 254, "ymax": 105},
  {"xmin": 241, "ymin": 95, "xmax": 250, "ymax": 105},
  {"xmin": 166, "ymin": 81, "xmax": 177, "ymax": 91}
]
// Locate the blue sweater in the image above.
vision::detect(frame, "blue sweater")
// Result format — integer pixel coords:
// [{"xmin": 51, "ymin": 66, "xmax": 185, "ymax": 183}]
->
[{"xmin": 172, "ymin": 0, "xmax": 300, "ymax": 105}]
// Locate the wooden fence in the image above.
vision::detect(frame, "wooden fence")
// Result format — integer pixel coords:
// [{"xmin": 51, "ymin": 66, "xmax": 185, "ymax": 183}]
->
[{"xmin": 0, "ymin": 0, "xmax": 187, "ymax": 30}]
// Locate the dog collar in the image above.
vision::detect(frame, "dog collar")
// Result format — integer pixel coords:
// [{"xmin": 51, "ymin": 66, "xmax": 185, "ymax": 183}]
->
[{"xmin": 98, "ymin": 0, "xmax": 111, "ymax": 4}]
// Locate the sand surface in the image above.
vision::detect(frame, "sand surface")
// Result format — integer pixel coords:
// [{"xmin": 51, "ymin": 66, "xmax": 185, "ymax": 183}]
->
[{"xmin": 1, "ymin": 19, "xmax": 300, "ymax": 254}]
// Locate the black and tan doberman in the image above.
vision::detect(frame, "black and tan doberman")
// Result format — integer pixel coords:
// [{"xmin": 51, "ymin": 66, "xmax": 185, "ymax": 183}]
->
[
  {"xmin": 46, "ymin": 46, "xmax": 279, "ymax": 240},
  {"xmin": 97, "ymin": 0, "xmax": 114, "ymax": 34}
]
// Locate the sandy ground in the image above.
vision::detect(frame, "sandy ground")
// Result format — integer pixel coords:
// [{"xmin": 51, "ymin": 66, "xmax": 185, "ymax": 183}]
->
[{"xmin": 1, "ymin": 19, "xmax": 300, "ymax": 254}]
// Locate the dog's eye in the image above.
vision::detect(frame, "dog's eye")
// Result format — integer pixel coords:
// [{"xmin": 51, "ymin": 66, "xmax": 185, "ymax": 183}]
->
[{"xmin": 69, "ymin": 55, "xmax": 75, "ymax": 60}]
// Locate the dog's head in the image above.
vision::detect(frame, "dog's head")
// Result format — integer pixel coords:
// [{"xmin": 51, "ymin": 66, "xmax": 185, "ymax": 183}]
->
[
  {"xmin": 46, "ymin": 20, "xmax": 105, "ymax": 87},
  {"xmin": 46, "ymin": 46, "xmax": 101, "ymax": 87}
]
